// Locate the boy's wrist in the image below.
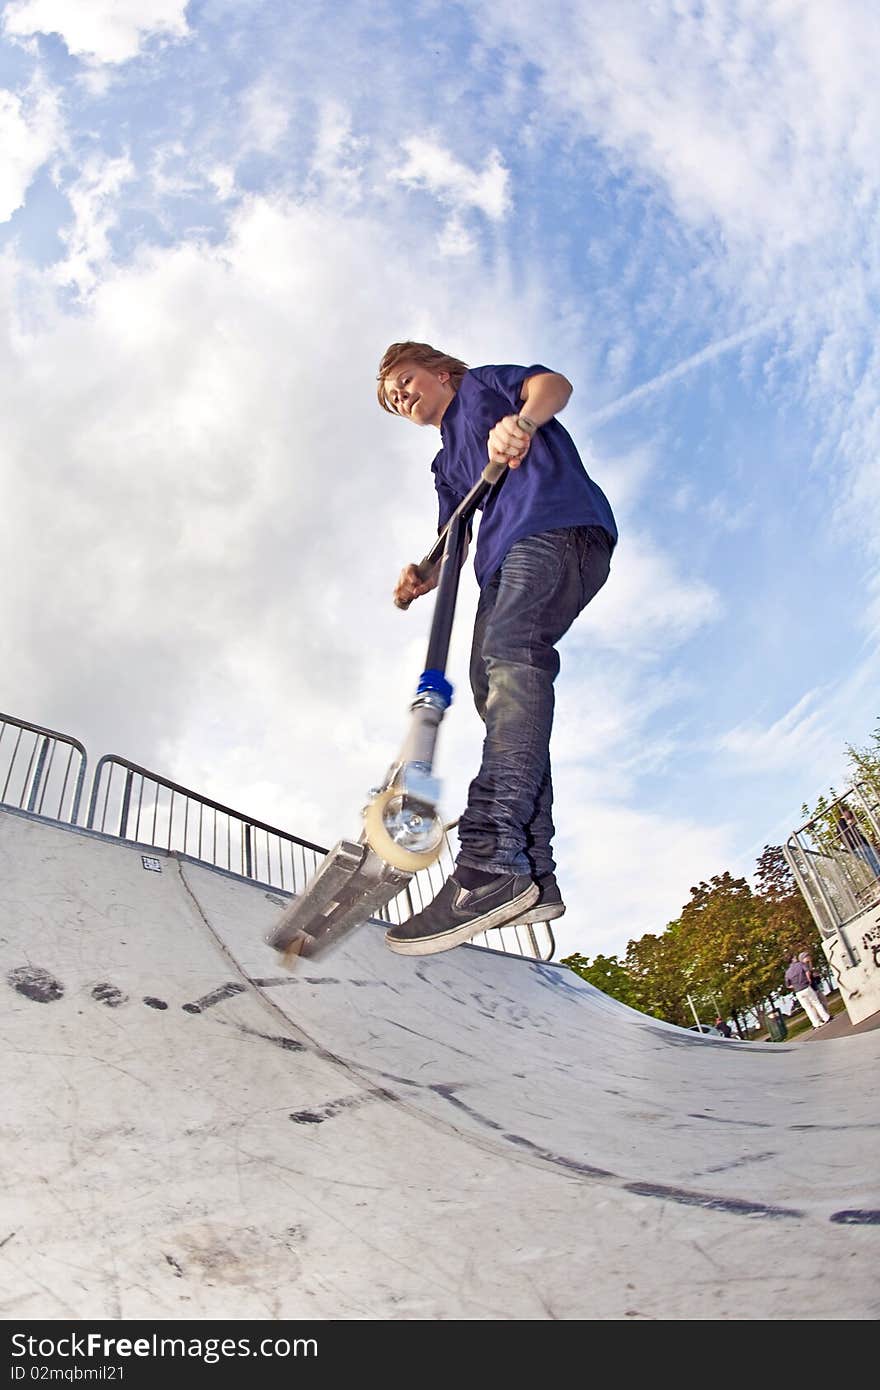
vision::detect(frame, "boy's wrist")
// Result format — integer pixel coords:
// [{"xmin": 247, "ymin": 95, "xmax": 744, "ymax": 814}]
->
[{"xmin": 516, "ymin": 414, "xmax": 539, "ymax": 435}]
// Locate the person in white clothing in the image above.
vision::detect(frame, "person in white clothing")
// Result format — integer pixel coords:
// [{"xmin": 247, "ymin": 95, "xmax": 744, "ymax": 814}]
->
[{"xmin": 784, "ymin": 953, "xmax": 831, "ymax": 1028}]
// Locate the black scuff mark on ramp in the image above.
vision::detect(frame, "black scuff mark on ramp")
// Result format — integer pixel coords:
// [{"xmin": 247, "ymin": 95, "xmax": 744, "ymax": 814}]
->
[
  {"xmin": 502, "ymin": 1130, "xmax": 616, "ymax": 1179},
  {"xmin": 384, "ymin": 1018, "xmax": 481, "ymax": 1062},
  {"xmin": 290, "ymin": 1087, "xmax": 400, "ymax": 1125},
  {"xmin": 143, "ymin": 997, "xmax": 168, "ymax": 1010},
  {"xmin": 182, "ymin": 982, "xmax": 247, "ymax": 1014},
  {"xmin": 790, "ymin": 1122, "xmax": 880, "ymax": 1132},
  {"xmin": 234, "ymin": 1022, "xmax": 307, "ymax": 1054},
  {"xmin": 430, "ymin": 1083, "xmax": 506, "ymax": 1133},
  {"xmin": 427, "ymin": 1085, "xmax": 617, "ymax": 1179},
  {"xmin": 624, "ymin": 1181, "xmax": 803, "ymax": 1219},
  {"xmin": 165, "ymin": 1253, "xmax": 184, "ymax": 1277},
  {"xmin": 698, "ymin": 1151, "xmax": 778, "ymax": 1175},
  {"xmin": 651, "ymin": 1032, "xmax": 746, "ymax": 1049},
  {"xmin": 687, "ymin": 1112, "xmax": 773, "ymax": 1128},
  {"xmin": 92, "ymin": 982, "xmax": 128, "ymax": 1008},
  {"xmin": 830, "ymin": 1210, "xmax": 880, "ymax": 1225},
  {"xmin": 232, "ymin": 1020, "xmax": 361, "ymax": 1073},
  {"xmin": 253, "ymin": 975, "xmax": 393, "ymax": 990},
  {"xmin": 253, "ymin": 976, "xmax": 340, "ymax": 987},
  {"xmin": 7, "ymin": 965, "xmax": 64, "ymax": 1003}
]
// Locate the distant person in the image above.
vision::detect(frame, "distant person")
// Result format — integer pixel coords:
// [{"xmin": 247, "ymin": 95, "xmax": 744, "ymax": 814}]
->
[
  {"xmin": 799, "ymin": 949, "xmax": 823, "ymax": 993},
  {"xmin": 835, "ymin": 803, "xmax": 880, "ymax": 878},
  {"xmin": 784, "ymin": 953, "xmax": 831, "ymax": 1029},
  {"xmin": 714, "ymin": 1017, "xmax": 733, "ymax": 1038}
]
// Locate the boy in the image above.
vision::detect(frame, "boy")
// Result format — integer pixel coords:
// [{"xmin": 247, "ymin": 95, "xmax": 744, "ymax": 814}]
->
[{"xmin": 377, "ymin": 342, "xmax": 617, "ymax": 956}]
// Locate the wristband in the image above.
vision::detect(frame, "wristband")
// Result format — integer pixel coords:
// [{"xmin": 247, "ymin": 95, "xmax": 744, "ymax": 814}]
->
[{"xmin": 516, "ymin": 415, "xmax": 538, "ymax": 435}]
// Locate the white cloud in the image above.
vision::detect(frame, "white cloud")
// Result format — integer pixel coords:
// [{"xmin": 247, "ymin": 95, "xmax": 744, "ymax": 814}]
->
[
  {"xmin": 550, "ymin": 793, "xmax": 736, "ymax": 957},
  {"xmin": 0, "ymin": 76, "xmax": 63, "ymax": 221},
  {"xmin": 0, "ymin": 197, "xmax": 554, "ymax": 842},
  {"xmin": 436, "ymin": 213, "xmax": 477, "ymax": 259},
  {"xmin": 717, "ymin": 691, "xmax": 834, "ymax": 774},
  {"xmin": 475, "ymin": 0, "xmax": 879, "ymax": 255},
  {"xmin": 207, "ymin": 165, "xmax": 236, "ymax": 202},
  {"xmin": 52, "ymin": 152, "xmax": 135, "ymax": 295},
  {"xmin": 239, "ymin": 77, "xmax": 292, "ymax": 156},
  {"xmin": 577, "ymin": 532, "xmax": 721, "ymax": 656},
  {"xmin": 390, "ymin": 137, "xmax": 510, "ymax": 220},
  {"xmin": 470, "ymin": 0, "xmax": 880, "ymax": 561},
  {"xmin": 307, "ymin": 101, "xmax": 365, "ymax": 206},
  {"xmin": 3, "ymin": 0, "xmax": 190, "ymax": 65}
]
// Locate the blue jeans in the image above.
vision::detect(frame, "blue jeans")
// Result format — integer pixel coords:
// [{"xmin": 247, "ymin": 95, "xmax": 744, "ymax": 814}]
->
[{"xmin": 457, "ymin": 525, "xmax": 612, "ymax": 878}]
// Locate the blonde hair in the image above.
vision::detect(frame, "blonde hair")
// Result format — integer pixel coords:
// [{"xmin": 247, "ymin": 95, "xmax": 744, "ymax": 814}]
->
[{"xmin": 376, "ymin": 341, "xmax": 469, "ymax": 413}]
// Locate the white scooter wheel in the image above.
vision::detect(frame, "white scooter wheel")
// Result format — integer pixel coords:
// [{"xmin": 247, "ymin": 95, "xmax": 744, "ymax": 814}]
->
[{"xmin": 363, "ymin": 787, "xmax": 444, "ymax": 871}]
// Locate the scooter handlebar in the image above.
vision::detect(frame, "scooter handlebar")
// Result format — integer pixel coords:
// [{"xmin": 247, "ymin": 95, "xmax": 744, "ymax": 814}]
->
[{"xmin": 394, "ymin": 458, "xmax": 509, "ymax": 610}]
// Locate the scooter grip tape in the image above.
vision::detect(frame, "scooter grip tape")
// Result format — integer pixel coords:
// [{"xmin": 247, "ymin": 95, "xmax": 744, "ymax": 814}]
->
[{"xmin": 481, "ymin": 459, "xmax": 507, "ymax": 484}]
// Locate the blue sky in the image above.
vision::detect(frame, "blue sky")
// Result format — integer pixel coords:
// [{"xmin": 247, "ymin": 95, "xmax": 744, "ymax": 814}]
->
[{"xmin": 2, "ymin": 0, "xmax": 878, "ymax": 959}]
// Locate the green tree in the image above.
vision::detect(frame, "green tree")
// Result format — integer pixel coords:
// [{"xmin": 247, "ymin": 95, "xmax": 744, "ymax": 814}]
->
[
  {"xmin": 678, "ymin": 872, "xmax": 773, "ymax": 1025},
  {"xmin": 754, "ymin": 843, "xmax": 826, "ymax": 983},
  {"xmin": 754, "ymin": 845, "xmax": 819, "ymax": 949},
  {"xmin": 624, "ymin": 925, "xmax": 692, "ymax": 1025},
  {"xmin": 800, "ymin": 715, "xmax": 880, "ymax": 834},
  {"xmin": 558, "ymin": 836, "xmax": 848, "ymax": 1039},
  {"xmin": 845, "ymin": 718, "xmax": 880, "ymax": 786},
  {"xmin": 561, "ymin": 952, "xmax": 641, "ymax": 1009}
]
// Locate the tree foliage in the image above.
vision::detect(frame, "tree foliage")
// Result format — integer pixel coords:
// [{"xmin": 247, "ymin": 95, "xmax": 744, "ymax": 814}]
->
[
  {"xmin": 845, "ymin": 719, "xmax": 880, "ymax": 787},
  {"xmin": 563, "ymin": 847, "xmax": 826, "ymax": 1029},
  {"xmin": 624, "ymin": 925, "xmax": 692, "ymax": 1025},
  {"xmin": 561, "ymin": 714, "xmax": 878, "ymax": 1029},
  {"xmin": 801, "ymin": 719, "xmax": 880, "ymax": 829},
  {"xmin": 561, "ymin": 952, "xmax": 641, "ymax": 1009}
]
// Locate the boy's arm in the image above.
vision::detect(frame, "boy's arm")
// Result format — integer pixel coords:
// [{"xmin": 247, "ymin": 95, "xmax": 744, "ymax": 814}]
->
[
  {"xmin": 394, "ymin": 463, "xmax": 469, "ymax": 608},
  {"xmin": 393, "ymin": 532, "xmax": 471, "ymax": 608},
  {"xmin": 394, "ymin": 559, "xmax": 440, "ymax": 607},
  {"xmin": 487, "ymin": 370, "xmax": 573, "ymax": 468}
]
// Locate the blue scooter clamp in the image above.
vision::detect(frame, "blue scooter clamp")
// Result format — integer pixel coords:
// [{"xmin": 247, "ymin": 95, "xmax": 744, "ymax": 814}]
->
[{"xmin": 417, "ymin": 669, "xmax": 454, "ymax": 708}]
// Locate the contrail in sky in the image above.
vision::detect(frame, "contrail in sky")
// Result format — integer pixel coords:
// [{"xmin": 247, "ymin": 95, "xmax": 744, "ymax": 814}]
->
[{"xmin": 584, "ymin": 317, "xmax": 778, "ymax": 428}]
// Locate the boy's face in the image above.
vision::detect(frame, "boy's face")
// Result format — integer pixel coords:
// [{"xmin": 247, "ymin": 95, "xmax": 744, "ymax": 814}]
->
[{"xmin": 383, "ymin": 361, "xmax": 454, "ymax": 427}]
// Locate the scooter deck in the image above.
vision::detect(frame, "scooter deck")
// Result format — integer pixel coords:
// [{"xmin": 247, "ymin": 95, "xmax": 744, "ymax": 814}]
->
[{"xmin": 266, "ymin": 838, "xmax": 412, "ymax": 962}]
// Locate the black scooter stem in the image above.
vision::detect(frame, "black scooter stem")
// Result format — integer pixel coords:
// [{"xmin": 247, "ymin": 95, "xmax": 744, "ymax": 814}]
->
[{"xmin": 395, "ymin": 458, "xmax": 508, "ymax": 611}]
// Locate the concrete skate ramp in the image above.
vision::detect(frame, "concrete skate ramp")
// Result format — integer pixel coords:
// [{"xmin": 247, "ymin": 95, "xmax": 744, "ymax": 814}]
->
[{"xmin": 3, "ymin": 808, "xmax": 879, "ymax": 1321}]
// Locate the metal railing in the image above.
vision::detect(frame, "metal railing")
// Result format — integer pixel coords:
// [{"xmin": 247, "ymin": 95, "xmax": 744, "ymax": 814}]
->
[
  {"xmin": 84, "ymin": 754, "xmax": 554, "ymax": 959},
  {"xmin": 785, "ymin": 780, "xmax": 880, "ymax": 937},
  {"xmin": 0, "ymin": 710, "xmax": 554, "ymax": 961},
  {"xmin": 86, "ymin": 754, "xmax": 331, "ymax": 898},
  {"xmin": 0, "ymin": 713, "xmax": 87, "ymax": 824}
]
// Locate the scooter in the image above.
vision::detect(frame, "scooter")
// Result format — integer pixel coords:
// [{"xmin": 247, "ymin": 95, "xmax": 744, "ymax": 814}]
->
[{"xmin": 266, "ymin": 458, "xmax": 507, "ymax": 964}]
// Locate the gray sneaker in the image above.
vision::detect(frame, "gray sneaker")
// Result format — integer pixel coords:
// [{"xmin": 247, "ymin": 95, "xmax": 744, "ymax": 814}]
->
[
  {"xmin": 519, "ymin": 873, "xmax": 566, "ymax": 923},
  {"xmin": 385, "ymin": 871, "xmax": 539, "ymax": 957}
]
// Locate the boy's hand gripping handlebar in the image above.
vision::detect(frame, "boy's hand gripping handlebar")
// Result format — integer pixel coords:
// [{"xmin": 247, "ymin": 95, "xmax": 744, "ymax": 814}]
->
[{"xmin": 395, "ymin": 458, "xmax": 508, "ymax": 611}]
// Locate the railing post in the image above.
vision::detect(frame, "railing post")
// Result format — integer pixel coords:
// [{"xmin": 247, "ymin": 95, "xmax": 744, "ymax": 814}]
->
[
  {"xmin": 2, "ymin": 713, "xmax": 87, "ymax": 825},
  {"xmin": 119, "ymin": 769, "xmax": 133, "ymax": 840},
  {"xmin": 26, "ymin": 737, "xmax": 50, "ymax": 814}
]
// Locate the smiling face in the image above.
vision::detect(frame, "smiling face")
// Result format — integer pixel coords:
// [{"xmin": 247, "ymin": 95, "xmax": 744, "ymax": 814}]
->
[{"xmin": 382, "ymin": 361, "xmax": 456, "ymax": 427}]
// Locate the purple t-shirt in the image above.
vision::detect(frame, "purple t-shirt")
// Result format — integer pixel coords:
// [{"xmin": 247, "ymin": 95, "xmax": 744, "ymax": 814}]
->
[
  {"xmin": 785, "ymin": 960, "xmax": 811, "ymax": 991},
  {"xmin": 432, "ymin": 364, "xmax": 618, "ymax": 588}
]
